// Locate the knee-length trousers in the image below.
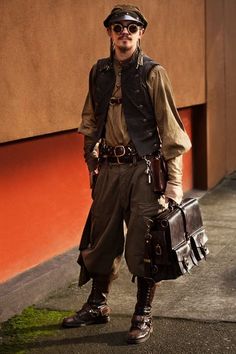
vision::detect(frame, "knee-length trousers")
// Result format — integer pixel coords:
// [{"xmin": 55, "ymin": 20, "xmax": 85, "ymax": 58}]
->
[{"xmin": 79, "ymin": 159, "xmax": 166, "ymax": 284}]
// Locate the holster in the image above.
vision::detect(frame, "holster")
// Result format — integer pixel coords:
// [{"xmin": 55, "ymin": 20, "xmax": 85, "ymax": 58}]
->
[{"xmin": 150, "ymin": 156, "xmax": 168, "ymax": 193}]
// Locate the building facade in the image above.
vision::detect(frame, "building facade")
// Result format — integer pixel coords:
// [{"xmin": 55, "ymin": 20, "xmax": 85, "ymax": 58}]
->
[{"xmin": 0, "ymin": 0, "xmax": 235, "ymax": 284}]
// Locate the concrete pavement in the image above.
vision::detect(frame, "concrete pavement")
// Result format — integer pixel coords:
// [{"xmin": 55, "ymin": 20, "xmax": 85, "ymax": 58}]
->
[{"xmin": 2, "ymin": 172, "xmax": 236, "ymax": 353}]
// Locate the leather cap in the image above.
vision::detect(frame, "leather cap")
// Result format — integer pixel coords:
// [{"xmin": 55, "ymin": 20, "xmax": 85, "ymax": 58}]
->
[{"xmin": 103, "ymin": 4, "xmax": 148, "ymax": 29}]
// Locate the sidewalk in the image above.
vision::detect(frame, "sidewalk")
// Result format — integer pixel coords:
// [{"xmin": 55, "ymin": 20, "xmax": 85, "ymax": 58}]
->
[{"xmin": 1, "ymin": 172, "xmax": 236, "ymax": 353}]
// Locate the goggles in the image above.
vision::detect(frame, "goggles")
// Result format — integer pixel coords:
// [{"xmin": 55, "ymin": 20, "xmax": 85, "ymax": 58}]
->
[{"xmin": 111, "ymin": 22, "xmax": 140, "ymax": 35}]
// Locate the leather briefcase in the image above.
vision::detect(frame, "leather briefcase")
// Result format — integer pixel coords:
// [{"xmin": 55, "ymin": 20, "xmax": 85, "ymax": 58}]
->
[{"xmin": 144, "ymin": 198, "xmax": 209, "ymax": 282}]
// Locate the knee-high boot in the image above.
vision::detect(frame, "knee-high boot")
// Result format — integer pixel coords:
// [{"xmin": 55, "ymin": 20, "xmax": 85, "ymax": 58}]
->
[
  {"xmin": 127, "ymin": 277, "xmax": 156, "ymax": 344},
  {"xmin": 62, "ymin": 274, "xmax": 111, "ymax": 328}
]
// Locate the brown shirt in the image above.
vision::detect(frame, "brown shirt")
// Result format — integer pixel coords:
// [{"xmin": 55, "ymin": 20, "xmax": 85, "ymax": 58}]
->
[{"xmin": 78, "ymin": 62, "xmax": 191, "ymax": 203}]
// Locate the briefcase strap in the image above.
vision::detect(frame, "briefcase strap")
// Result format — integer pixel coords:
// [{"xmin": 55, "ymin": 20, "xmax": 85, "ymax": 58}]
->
[{"xmin": 175, "ymin": 205, "xmax": 189, "ymax": 239}]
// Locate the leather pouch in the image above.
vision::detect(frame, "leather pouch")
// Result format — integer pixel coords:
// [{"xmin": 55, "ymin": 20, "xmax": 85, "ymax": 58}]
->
[
  {"xmin": 190, "ymin": 230, "xmax": 209, "ymax": 261},
  {"xmin": 173, "ymin": 241, "xmax": 198, "ymax": 275},
  {"xmin": 150, "ymin": 156, "xmax": 168, "ymax": 193}
]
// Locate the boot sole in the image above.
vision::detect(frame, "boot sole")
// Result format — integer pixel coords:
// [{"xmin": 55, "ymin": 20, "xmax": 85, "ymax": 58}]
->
[
  {"xmin": 127, "ymin": 326, "xmax": 153, "ymax": 345},
  {"xmin": 62, "ymin": 316, "xmax": 110, "ymax": 328}
]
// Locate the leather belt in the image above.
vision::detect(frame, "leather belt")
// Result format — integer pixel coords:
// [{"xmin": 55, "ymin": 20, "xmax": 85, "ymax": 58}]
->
[
  {"xmin": 99, "ymin": 143, "xmax": 141, "ymax": 164},
  {"xmin": 110, "ymin": 97, "xmax": 122, "ymax": 105}
]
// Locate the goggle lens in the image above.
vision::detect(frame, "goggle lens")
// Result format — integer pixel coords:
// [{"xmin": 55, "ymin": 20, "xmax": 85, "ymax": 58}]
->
[{"xmin": 112, "ymin": 23, "xmax": 139, "ymax": 34}]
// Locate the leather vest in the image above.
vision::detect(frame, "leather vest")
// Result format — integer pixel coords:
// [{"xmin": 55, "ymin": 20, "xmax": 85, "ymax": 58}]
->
[{"xmin": 89, "ymin": 54, "xmax": 161, "ymax": 156}]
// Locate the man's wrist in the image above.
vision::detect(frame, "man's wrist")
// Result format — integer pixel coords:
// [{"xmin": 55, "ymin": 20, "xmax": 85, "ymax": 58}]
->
[
  {"xmin": 165, "ymin": 181, "xmax": 183, "ymax": 205},
  {"xmin": 89, "ymin": 171, "xmax": 98, "ymax": 189}
]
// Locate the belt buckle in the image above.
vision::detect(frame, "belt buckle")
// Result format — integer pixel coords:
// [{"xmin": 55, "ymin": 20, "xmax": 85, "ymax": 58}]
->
[
  {"xmin": 110, "ymin": 97, "xmax": 122, "ymax": 106},
  {"xmin": 110, "ymin": 97, "xmax": 116, "ymax": 106},
  {"xmin": 114, "ymin": 145, "xmax": 125, "ymax": 164}
]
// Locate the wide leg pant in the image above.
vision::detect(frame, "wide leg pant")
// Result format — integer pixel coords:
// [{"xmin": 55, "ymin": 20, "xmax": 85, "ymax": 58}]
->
[{"xmin": 79, "ymin": 160, "xmax": 166, "ymax": 284}]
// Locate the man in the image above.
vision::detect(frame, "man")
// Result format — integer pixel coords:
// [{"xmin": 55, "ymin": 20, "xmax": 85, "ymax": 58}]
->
[{"xmin": 63, "ymin": 4, "xmax": 191, "ymax": 344}]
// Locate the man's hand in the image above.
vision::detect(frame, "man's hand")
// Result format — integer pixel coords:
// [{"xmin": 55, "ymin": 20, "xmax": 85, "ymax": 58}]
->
[
  {"xmin": 87, "ymin": 156, "xmax": 99, "ymax": 173},
  {"xmin": 165, "ymin": 196, "xmax": 178, "ymax": 208},
  {"xmin": 89, "ymin": 170, "xmax": 99, "ymax": 189},
  {"xmin": 84, "ymin": 136, "xmax": 99, "ymax": 172}
]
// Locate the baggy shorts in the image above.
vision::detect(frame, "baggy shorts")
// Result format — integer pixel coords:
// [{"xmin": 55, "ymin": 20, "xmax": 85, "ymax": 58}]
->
[{"xmin": 79, "ymin": 160, "xmax": 167, "ymax": 283}]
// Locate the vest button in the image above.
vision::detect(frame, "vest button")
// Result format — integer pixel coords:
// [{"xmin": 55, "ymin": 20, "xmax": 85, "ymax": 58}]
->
[
  {"xmin": 138, "ymin": 104, "xmax": 143, "ymax": 109},
  {"xmin": 135, "ymin": 89, "xmax": 140, "ymax": 93},
  {"xmin": 143, "ymin": 118, "xmax": 147, "ymax": 122},
  {"xmin": 147, "ymin": 131, "xmax": 153, "ymax": 136}
]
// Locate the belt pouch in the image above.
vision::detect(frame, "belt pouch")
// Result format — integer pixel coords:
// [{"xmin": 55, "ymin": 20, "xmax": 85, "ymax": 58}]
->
[{"xmin": 150, "ymin": 156, "xmax": 167, "ymax": 193}]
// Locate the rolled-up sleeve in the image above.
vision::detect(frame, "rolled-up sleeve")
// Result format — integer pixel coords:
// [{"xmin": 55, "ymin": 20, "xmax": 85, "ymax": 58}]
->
[{"xmin": 165, "ymin": 155, "xmax": 184, "ymax": 204}]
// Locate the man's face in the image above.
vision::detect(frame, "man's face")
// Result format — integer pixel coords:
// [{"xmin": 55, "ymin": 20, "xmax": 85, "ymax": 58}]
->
[{"xmin": 107, "ymin": 20, "xmax": 144, "ymax": 54}]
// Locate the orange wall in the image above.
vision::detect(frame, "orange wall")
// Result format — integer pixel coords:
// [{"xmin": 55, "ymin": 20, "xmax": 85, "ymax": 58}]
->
[
  {"xmin": 0, "ymin": 118, "xmax": 193, "ymax": 283},
  {"xmin": 180, "ymin": 108, "xmax": 193, "ymax": 192},
  {"xmin": 0, "ymin": 132, "xmax": 90, "ymax": 283}
]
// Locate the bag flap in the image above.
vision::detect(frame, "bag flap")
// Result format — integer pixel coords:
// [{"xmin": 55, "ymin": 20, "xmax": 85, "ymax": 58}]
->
[
  {"xmin": 153, "ymin": 208, "xmax": 186, "ymax": 247},
  {"xmin": 174, "ymin": 242, "xmax": 192, "ymax": 261},
  {"xmin": 180, "ymin": 198, "xmax": 203, "ymax": 235},
  {"xmin": 174, "ymin": 241, "xmax": 198, "ymax": 270}
]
